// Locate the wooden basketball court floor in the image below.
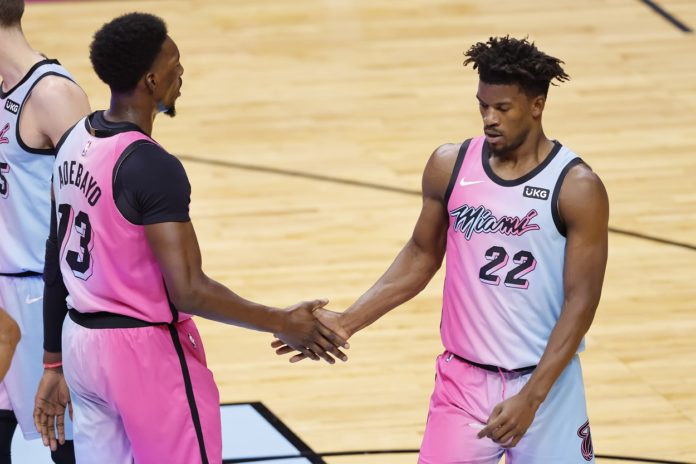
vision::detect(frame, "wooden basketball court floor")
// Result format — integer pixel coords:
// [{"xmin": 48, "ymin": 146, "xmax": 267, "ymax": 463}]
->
[{"xmin": 19, "ymin": 0, "xmax": 696, "ymax": 462}]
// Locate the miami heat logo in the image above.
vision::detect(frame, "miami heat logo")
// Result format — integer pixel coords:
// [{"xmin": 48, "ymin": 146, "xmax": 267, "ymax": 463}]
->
[
  {"xmin": 577, "ymin": 420, "xmax": 594, "ymax": 461},
  {"xmin": 0, "ymin": 123, "xmax": 9, "ymax": 145},
  {"xmin": 449, "ymin": 203, "xmax": 540, "ymax": 240}
]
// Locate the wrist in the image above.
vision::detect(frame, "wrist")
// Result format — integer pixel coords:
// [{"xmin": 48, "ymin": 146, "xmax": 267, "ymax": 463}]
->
[
  {"xmin": 520, "ymin": 382, "xmax": 548, "ymax": 408},
  {"xmin": 341, "ymin": 311, "xmax": 362, "ymax": 337},
  {"xmin": 43, "ymin": 350, "xmax": 62, "ymax": 365},
  {"xmin": 268, "ymin": 307, "xmax": 288, "ymax": 334}
]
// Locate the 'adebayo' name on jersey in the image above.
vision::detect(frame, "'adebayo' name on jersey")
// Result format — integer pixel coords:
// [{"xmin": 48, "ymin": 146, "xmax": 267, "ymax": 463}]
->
[{"xmin": 57, "ymin": 160, "xmax": 102, "ymax": 206}]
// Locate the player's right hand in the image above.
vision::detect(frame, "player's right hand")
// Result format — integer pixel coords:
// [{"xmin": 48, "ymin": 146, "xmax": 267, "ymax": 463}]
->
[
  {"xmin": 272, "ymin": 307, "xmax": 351, "ymax": 363},
  {"xmin": 33, "ymin": 368, "xmax": 71, "ymax": 451},
  {"xmin": 274, "ymin": 299, "xmax": 349, "ymax": 364}
]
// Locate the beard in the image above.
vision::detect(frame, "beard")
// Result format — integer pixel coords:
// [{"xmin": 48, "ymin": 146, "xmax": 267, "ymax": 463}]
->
[
  {"xmin": 164, "ymin": 104, "xmax": 176, "ymax": 118},
  {"xmin": 157, "ymin": 101, "xmax": 177, "ymax": 118}
]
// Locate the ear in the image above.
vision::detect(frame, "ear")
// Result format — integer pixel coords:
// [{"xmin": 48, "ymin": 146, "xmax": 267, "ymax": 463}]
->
[
  {"xmin": 531, "ymin": 95, "xmax": 546, "ymax": 119},
  {"xmin": 144, "ymin": 72, "xmax": 157, "ymax": 93}
]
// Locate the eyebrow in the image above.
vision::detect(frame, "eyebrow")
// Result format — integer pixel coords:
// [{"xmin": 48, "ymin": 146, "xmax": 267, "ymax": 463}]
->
[{"xmin": 476, "ymin": 95, "xmax": 511, "ymax": 106}]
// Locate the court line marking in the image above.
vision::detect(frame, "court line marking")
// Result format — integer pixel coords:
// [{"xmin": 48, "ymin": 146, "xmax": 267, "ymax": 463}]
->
[
  {"xmin": 637, "ymin": 0, "xmax": 693, "ymax": 33},
  {"xmin": 176, "ymin": 154, "xmax": 696, "ymax": 252}
]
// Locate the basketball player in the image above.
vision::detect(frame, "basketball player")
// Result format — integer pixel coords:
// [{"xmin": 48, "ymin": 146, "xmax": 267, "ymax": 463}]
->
[
  {"xmin": 274, "ymin": 36, "xmax": 608, "ymax": 463},
  {"xmin": 0, "ymin": 0, "xmax": 90, "ymax": 462},
  {"xmin": 36, "ymin": 12, "xmax": 348, "ymax": 464}
]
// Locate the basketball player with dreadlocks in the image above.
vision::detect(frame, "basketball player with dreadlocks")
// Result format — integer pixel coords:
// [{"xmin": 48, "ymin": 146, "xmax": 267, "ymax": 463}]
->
[{"xmin": 274, "ymin": 36, "xmax": 609, "ymax": 463}]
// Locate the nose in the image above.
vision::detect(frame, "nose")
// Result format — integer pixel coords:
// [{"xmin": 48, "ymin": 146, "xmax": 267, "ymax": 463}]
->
[{"xmin": 482, "ymin": 108, "xmax": 499, "ymax": 126}]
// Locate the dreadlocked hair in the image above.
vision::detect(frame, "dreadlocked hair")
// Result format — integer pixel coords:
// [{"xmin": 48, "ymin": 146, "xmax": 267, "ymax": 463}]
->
[{"xmin": 463, "ymin": 36, "xmax": 569, "ymax": 97}]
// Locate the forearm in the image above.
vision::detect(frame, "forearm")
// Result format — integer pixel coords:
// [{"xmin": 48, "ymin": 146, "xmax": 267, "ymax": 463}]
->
[
  {"xmin": 521, "ymin": 300, "xmax": 597, "ymax": 405},
  {"xmin": 174, "ymin": 275, "xmax": 285, "ymax": 333},
  {"xmin": 43, "ymin": 201, "xmax": 68, "ymax": 359},
  {"xmin": 342, "ymin": 239, "xmax": 441, "ymax": 335}
]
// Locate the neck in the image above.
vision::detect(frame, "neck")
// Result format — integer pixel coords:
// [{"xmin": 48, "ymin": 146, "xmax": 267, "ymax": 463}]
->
[
  {"xmin": 0, "ymin": 27, "xmax": 44, "ymax": 91},
  {"xmin": 104, "ymin": 92, "xmax": 158, "ymax": 136}
]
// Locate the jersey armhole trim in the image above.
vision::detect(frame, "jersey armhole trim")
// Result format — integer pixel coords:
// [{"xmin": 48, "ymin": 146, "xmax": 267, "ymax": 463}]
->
[
  {"xmin": 0, "ymin": 59, "xmax": 60, "ymax": 99},
  {"xmin": 551, "ymin": 157, "xmax": 585, "ymax": 236},
  {"xmin": 15, "ymin": 71, "xmax": 78, "ymax": 156},
  {"xmin": 444, "ymin": 139, "xmax": 472, "ymax": 206}
]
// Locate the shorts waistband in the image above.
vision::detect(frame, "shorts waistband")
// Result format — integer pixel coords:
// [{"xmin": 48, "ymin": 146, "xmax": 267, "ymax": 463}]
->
[
  {"xmin": 448, "ymin": 352, "xmax": 537, "ymax": 375},
  {"xmin": 0, "ymin": 271, "xmax": 42, "ymax": 278},
  {"xmin": 69, "ymin": 308, "xmax": 167, "ymax": 329}
]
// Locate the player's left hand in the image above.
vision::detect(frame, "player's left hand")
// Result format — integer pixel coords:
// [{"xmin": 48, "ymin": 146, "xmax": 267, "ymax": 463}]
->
[
  {"xmin": 33, "ymin": 368, "xmax": 72, "ymax": 451},
  {"xmin": 477, "ymin": 392, "xmax": 539, "ymax": 448}
]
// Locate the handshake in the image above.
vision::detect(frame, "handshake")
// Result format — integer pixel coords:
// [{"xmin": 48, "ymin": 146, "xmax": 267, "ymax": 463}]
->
[{"xmin": 271, "ymin": 299, "xmax": 352, "ymax": 365}]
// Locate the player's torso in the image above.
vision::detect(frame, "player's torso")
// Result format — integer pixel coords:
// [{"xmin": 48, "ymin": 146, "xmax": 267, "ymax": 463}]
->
[
  {"xmin": 441, "ymin": 135, "xmax": 583, "ymax": 369},
  {"xmin": 54, "ymin": 116, "xmax": 182, "ymax": 323},
  {"xmin": 0, "ymin": 59, "xmax": 73, "ymax": 274}
]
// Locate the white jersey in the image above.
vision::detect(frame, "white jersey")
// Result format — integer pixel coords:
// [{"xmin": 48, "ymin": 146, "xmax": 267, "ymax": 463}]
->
[
  {"xmin": 0, "ymin": 59, "xmax": 74, "ymax": 274},
  {"xmin": 441, "ymin": 136, "xmax": 584, "ymax": 369}
]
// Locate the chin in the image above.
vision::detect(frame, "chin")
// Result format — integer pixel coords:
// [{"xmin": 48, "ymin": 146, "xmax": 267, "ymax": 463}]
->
[{"xmin": 164, "ymin": 105, "xmax": 177, "ymax": 118}]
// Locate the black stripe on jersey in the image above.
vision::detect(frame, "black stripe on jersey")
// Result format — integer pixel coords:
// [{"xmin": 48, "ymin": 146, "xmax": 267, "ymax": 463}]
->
[
  {"xmin": 111, "ymin": 140, "xmax": 156, "ymax": 199},
  {"xmin": 551, "ymin": 157, "xmax": 586, "ymax": 236},
  {"xmin": 444, "ymin": 139, "xmax": 471, "ymax": 206},
  {"xmin": 15, "ymin": 71, "xmax": 77, "ymax": 156},
  {"xmin": 0, "ymin": 59, "xmax": 60, "ymax": 99},
  {"xmin": 168, "ymin": 325, "xmax": 209, "ymax": 464},
  {"xmin": 482, "ymin": 140, "xmax": 562, "ymax": 187}
]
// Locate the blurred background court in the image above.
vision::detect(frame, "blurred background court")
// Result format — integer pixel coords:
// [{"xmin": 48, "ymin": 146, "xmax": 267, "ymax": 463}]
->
[{"xmin": 18, "ymin": 0, "xmax": 696, "ymax": 462}]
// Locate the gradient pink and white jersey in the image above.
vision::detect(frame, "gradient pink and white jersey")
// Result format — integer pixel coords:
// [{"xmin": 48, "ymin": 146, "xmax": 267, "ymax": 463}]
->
[
  {"xmin": 53, "ymin": 117, "xmax": 189, "ymax": 323},
  {"xmin": 442, "ymin": 135, "xmax": 583, "ymax": 369}
]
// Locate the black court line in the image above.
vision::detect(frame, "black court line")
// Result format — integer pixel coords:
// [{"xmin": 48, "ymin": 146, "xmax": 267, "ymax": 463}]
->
[
  {"xmin": 222, "ymin": 402, "xmax": 325, "ymax": 464},
  {"xmin": 224, "ymin": 449, "xmax": 695, "ymax": 464},
  {"xmin": 638, "ymin": 0, "xmax": 693, "ymax": 33},
  {"xmin": 177, "ymin": 154, "xmax": 696, "ymax": 252}
]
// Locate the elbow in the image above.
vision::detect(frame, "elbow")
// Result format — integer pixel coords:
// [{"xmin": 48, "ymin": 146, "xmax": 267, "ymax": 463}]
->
[{"xmin": 167, "ymin": 274, "xmax": 208, "ymax": 315}]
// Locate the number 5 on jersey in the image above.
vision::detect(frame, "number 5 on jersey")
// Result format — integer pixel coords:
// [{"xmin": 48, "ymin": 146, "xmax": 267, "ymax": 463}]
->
[{"xmin": 58, "ymin": 203, "xmax": 94, "ymax": 280}]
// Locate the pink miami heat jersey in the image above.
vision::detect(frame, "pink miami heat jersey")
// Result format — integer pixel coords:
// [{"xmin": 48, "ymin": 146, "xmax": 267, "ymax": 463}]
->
[
  {"xmin": 53, "ymin": 117, "xmax": 189, "ymax": 323},
  {"xmin": 441, "ymin": 136, "xmax": 583, "ymax": 369}
]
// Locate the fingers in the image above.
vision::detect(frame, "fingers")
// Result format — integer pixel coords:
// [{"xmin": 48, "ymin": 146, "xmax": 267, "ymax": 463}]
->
[
  {"xmin": 47, "ymin": 415, "xmax": 58, "ymax": 451},
  {"xmin": 307, "ymin": 342, "xmax": 336, "ymax": 364},
  {"xmin": 274, "ymin": 345, "xmax": 296, "ymax": 356},
  {"xmin": 477, "ymin": 405, "xmax": 503, "ymax": 439},
  {"xmin": 56, "ymin": 413, "xmax": 66, "ymax": 445},
  {"xmin": 304, "ymin": 298, "xmax": 329, "ymax": 311},
  {"xmin": 270, "ymin": 339, "xmax": 285, "ymax": 349},
  {"xmin": 317, "ymin": 325, "xmax": 348, "ymax": 361},
  {"xmin": 290, "ymin": 353, "xmax": 308, "ymax": 363}
]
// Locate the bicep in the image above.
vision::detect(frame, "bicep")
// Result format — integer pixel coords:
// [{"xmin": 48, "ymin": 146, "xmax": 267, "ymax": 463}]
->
[
  {"xmin": 560, "ymin": 167, "xmax": 609, "ymax": 307},
  {"xmin": 410, "ymin": 144, "xmax": 457, "ymax": 260}
]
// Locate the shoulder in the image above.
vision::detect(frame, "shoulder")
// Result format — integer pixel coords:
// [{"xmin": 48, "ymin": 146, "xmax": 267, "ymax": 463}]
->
[
  {"xmin": 559, "ymin": 161, "xmax": 609, "ymax": 227},
  {"xmin": 122, "ymin": 142, "xmax": 188, "ymax": 179},
  {"xmin": 422, "ymin": 142, "xmax": 466, "ymax": 201},
  {"xmin": 29, "ymin": 74, "xmax": 88, "ymax": 108}
]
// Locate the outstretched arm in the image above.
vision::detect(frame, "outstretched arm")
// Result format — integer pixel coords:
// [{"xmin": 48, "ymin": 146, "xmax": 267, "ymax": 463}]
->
[
  {"xmin": 274, "ymin": 143, "xmax": 461, "ymax": 361},
  {"xmin": 478, "ymin": 163, "xmax": 609, "ymax": 447},
  {"xmin": 145, "ymin": 220, "xmax": 347, "ymax": 363}
]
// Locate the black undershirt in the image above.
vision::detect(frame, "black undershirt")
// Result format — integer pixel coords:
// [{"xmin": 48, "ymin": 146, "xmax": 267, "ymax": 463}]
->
[{"xmin": 44, "ymin": 111, "xmax": 190, "ymax": 352}]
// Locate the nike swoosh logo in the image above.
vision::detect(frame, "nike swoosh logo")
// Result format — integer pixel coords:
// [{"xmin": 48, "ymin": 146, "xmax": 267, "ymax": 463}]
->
[
  {"xmin": 460, "ymin": 179, "xmax": 484, "ymax": 187},
  {"xmin": 25, "ymin": 295, "xmax": 43, "ymax": 305}
]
